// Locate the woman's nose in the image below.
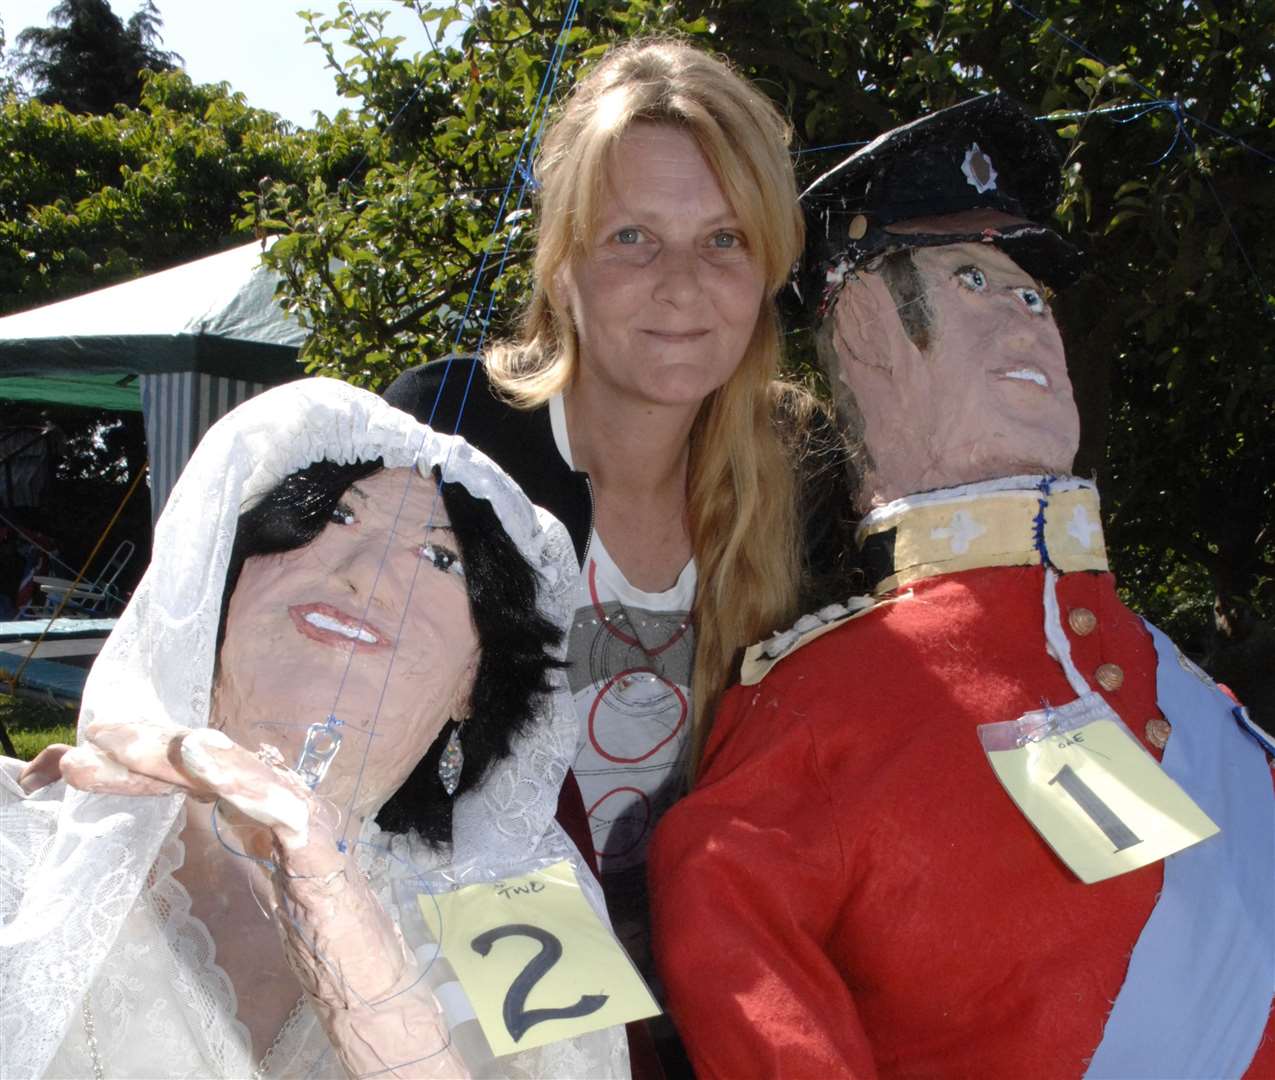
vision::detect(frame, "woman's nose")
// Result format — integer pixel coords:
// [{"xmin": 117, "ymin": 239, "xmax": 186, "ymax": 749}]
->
[
  {"xmin": 652, "ymin": 244, "xmax": 704, "ymax": 306},
  {"xmin": 336, "ymin": 536, "xmax": 400, "ymax": 593}
]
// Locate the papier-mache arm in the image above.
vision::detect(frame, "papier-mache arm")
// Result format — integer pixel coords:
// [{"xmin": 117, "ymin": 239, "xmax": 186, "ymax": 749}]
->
[{"xmin": 648, "ymin": 678, "xmax": 877, "ymax": 1080}]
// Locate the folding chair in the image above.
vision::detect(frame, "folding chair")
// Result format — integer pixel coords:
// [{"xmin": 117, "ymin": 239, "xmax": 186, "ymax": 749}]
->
[{"xmin": 26, "ymin": 539, "xmax": 135, "ymax": 617}]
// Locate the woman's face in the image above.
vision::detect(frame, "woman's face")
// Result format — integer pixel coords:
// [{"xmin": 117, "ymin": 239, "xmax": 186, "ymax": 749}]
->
[
  {"xmin": 561, "ymin": 122, "xmax": 767, "ymax": 412},
  {"xmin": 213, "ymin": 467, "xmax": 479, "ymax": 815}
]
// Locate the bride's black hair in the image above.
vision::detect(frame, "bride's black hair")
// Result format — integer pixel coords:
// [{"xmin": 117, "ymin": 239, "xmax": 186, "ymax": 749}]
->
[{"xmin": 218, "ymin": 458, "xmax": 564, "ymax": 846}]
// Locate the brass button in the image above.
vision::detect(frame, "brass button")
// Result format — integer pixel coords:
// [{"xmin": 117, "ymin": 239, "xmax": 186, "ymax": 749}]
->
[
  {"xmin": 1068, "ymin": 607, "xmax": 1097, "ymax": 636},
  {"xmin": 1095, "ymin": 663, "xmax": 1124, "ymax": 692},
  {"xmin": 848, "ymin": 214, "xmax": 869, "ymax": 240},
  {"xmin": 1145, "ymin": 716, "xmax": 1172, "ymax": 750}
]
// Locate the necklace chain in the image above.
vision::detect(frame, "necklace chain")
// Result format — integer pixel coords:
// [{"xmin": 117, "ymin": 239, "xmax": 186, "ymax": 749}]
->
[{"xmin": 252, "ymin": 995, "xmax": 307, "ymax": 1080}]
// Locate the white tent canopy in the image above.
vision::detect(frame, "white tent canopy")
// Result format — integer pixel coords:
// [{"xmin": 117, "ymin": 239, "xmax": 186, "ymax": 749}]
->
[
  {"xmin": 0, "ymin": 240, "xmax": 308, "ymax": 381},
  {"xmin": 0, "ymin": 241, "xmax": 311, "ymax": 518}
]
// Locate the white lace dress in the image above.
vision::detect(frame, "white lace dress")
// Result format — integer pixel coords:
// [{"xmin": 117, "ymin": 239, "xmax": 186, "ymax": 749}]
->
[{"xmin": 2, "ymin": 770, "xmax": 627, "ymax": 1080}]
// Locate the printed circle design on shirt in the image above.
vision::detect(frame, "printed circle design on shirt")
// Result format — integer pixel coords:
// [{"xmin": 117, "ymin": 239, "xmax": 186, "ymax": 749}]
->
[
  {"xmin": 587, "ymin": 667, "xmax": 688, "ymax": 764},
  {"xmin": 588, "ymin": 560, "xmax": 690, "ymax": 656},
  {"xmin": 586, "ymin": 786, "xmax": 651, "ymax": 860}
]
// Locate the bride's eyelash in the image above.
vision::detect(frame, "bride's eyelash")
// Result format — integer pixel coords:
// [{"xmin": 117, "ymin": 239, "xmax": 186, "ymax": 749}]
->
[{"xmin": 419, "ymin": 542, "xmax": 464, "ymax": 577}]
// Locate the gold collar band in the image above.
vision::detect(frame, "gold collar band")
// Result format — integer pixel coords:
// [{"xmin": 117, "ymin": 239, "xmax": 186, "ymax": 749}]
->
[{"xmin": 857, "ymin": 475, "xmax": 1108, "ymax": 595}]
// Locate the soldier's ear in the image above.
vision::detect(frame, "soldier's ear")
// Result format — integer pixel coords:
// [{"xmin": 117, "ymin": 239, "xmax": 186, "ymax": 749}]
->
[{"xmin": 830, "ymin": 271, "xmax": 913, "ymax": 379}]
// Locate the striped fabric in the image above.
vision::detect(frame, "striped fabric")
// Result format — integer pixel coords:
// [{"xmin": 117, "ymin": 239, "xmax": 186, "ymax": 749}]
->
[{"xmin": 140, "ymin": 373, "xmax": 269, "ymax": 520}]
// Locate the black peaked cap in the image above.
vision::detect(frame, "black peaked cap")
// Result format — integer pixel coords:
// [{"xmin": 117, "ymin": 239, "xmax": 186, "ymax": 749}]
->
[{"xmin": 797, "ymin": 93, "xmax": 1085, "ymax": 317}]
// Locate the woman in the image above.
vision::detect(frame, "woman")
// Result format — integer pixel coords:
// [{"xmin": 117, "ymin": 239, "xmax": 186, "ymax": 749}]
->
[
  {"xmin": 0, "ymin": 379, "xmax": 628, "ymax": 1079},
  {"xmin": 385, "ymin": 38, "xmax": 852, "ymax": 976}
]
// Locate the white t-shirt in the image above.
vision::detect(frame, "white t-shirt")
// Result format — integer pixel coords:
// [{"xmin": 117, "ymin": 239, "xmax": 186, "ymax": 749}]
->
[{"xmin": 550, "ymin": 395, "xmax": 695, "ymax": 971}]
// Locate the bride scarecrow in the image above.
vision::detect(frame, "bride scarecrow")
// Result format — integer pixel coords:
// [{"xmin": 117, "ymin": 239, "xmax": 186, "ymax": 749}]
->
[{"xmin": 0, "ymin": 378, "xmax": 631, "ymax": 1079}]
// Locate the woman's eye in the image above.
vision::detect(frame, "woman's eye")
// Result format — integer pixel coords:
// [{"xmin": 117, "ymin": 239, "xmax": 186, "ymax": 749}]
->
[
  {"xmin": 956, "ymin": 266, "xmax": 988, "ymax": 291},
  {"xmin": 614, "ymin": 227, "xmax": 642, "ymax": 245},
  {"xmin": 419, "ymin": 542, "xmax": 464, "ymax": 578},
  {"xmin": 709, "ymin": 230, "xmax": 742, "ymax": 250},
  {"xmin": 330, "ymin": 502, "xmax": 356, "ymax": 526},
  {"xmin": 1014, "ymin": 287, "xmax": 1047, "ymax": 315}
]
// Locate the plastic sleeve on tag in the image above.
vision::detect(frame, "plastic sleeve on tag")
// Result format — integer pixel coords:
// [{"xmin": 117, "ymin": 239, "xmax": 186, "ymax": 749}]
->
[{"xmin": 435, "ymin": 979, "xmax": 477, "ymax": 1025}]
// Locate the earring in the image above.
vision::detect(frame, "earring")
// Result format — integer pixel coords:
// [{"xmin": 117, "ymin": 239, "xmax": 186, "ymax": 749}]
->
[{"xmin": 438, "ymin": 725, "xmax": 464, "ymax": 797}]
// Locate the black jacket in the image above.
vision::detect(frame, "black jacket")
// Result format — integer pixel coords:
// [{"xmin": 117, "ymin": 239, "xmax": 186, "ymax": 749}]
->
[{"xmin": 383, "ymin": 356, "xmax": 593, "ymax": 567}]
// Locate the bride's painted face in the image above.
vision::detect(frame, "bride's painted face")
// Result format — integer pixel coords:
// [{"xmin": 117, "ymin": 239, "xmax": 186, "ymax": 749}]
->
[{"xmin": 214, "ymin": 467, "xmax": 479, "ymax": 815}]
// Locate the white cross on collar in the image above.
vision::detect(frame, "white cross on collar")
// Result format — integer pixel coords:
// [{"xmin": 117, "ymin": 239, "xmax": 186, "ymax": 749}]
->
[
  {"xmin": 931, "ymin": 509, "xmax": 987, "ymax": 555},
  {"xmin": 1066, "ymin": 504, "xmax": 1101, "ymax": 550}
]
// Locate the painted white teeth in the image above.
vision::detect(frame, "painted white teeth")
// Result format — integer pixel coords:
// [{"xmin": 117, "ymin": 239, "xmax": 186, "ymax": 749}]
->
[
  {"xmin": 304, "ymin": 611, "xmax": 377, "ymax": 642},
  {"xmin": 1004, "ymin": 369, "xmax": 1048, "ymax": 387}
]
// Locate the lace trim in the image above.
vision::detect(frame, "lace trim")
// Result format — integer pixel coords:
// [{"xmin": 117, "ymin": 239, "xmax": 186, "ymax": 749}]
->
[{"xmin": 146, "ymin": 810, "xmax": 257, "ymax": 1076}]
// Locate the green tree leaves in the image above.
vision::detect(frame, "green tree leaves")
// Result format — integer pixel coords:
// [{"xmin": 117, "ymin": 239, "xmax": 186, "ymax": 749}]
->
[{"xmin": 0, "ymin": 70, "xmax": 311, "ymax": 315}]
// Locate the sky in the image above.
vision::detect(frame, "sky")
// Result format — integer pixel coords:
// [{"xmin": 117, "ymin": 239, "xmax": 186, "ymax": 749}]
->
[{"xmin": 0, "ymin": 0, "xmax": 439, "ymax": 127}]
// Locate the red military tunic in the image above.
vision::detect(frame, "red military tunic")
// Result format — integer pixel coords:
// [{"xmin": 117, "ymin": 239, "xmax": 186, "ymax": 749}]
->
[{"xmin": 649, "ymin": 483, "xmax": 1275, "ymax": 1078}]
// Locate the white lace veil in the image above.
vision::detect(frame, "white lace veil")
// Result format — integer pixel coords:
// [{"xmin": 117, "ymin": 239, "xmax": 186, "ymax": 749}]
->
[{"xmin": 0, "ymin": 377, "xmax": 586, "ymax": 1078}]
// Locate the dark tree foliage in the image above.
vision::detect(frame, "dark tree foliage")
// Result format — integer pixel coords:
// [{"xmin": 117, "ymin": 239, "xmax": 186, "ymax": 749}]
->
[
  {"xmin": 674, "ymin": 0, "xmax": 1275, "ymax": 653},
  {"xmin": 12, "ymin": 0, "xmax": 181, "ymax": 114}
]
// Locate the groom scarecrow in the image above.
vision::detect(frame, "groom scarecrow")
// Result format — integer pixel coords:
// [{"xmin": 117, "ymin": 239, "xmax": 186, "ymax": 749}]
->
[{"xmin": 649, "ymin": 95, "xmax": 1275, "ymax": 1078}]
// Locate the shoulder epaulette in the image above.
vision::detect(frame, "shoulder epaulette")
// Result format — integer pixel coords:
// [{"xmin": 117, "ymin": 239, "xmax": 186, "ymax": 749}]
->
[{"xmin": 739, "ymin": 593, "xmax": 910, "ymax": 686}]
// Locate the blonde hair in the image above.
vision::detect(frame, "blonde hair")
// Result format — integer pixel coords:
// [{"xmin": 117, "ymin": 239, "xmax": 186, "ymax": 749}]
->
[{"xmin": 487, "ymin": 38, "xmax": 804, "ymax": 771}]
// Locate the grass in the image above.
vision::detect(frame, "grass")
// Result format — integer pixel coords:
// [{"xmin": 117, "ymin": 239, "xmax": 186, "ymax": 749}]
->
[{"xmin": 0, "ymin": 691, "xmax": 77, "ymax": 761}]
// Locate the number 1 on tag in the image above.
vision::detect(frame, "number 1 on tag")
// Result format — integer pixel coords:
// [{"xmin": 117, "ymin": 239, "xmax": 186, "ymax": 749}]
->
[{"xmin": 985, "ymin": 719, "xmax": 1218, "ymax": 883}]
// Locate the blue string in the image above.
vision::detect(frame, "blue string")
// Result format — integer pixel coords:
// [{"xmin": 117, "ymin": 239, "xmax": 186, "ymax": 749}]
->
[
  {"xmin": 338, "ymin": 0, "xmax": 584, "ymax": 841},
  {"xmin": 1035, "ymin": 100, "xmax": 1170, "ymax": 122},
  {"xmin": 202, "ymin": 3, "xmax": 577, "ymax": 1064},
  {"xmin": 793, "ymin": 138, "xmax": 870, "ymax": 158},
  {"xmin": 274, "ymin": 889, "xmax": 439, "ymax": 1010},
  {"xmin": 467, "ymin": 0, "xmax": 582, "ymax": 353},
  {"xmin": 333, "ymin": 470, "xmax": 450, "ymax": 848},
  {"xmin": 1177, "ymin": 118, "xmax": 1274, "ymax": 314},
  {"xmin": 330, "ymin": 2, "xmax": 442, "ymax": 185},
  {"xmin": 447, "ymin": 0, "xmax": 582, "ymax": 356},
  {"xmin": 211, "ymin": 798, "xmax": 460, "ymax": 1076},
  {"xmin": 209, "ymin": 798, "xmax": 279, "ymax": 872},
  {"xmin": 355, "ymin": 1036, "xmax": 454, "ymax": 1080},
  {"xmin": 1007, "ymin": 0, "xmax": 1160, "ymax": 99},
  {"xmin": 1009, "ymin": 0, "xmax": 1274, "ymax": 167},
  {"xmin": 1191, "ymin": 114, "xmax": 1275, "ymax": 167},
  {"xmin": 1007, "ymin": 0, "xmax": 1271, "ymax": 308}
]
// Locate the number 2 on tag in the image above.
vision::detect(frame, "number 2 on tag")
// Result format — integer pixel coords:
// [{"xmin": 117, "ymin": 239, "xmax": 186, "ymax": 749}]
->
[
  {"xmin": 471, "ymin": 923, "xmax": 608, "ymax": 1042},
  {"xmin": 420, "ymin": 861, "xmax": 660, "ymax": 1057}
]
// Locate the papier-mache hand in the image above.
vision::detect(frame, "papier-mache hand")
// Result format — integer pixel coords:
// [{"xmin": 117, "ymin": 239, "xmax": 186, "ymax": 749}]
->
[{"xmin": 54, "ymin": 718, "xmax": 470, "ymax": 1080}]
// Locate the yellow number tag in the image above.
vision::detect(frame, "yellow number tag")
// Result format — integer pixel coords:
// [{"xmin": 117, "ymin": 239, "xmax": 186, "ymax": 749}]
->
[
  {"xmin": 417, "ymin": 860, "xmax": 660, "ymax": 1057},
  {"xmin": 987, "ymin": 718, "xmax": 1219, "ymax": 884}
]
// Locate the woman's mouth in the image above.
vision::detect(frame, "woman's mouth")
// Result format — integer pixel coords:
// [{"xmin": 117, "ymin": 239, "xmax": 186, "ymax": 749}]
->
[
  {"xmin": 289, "ymin": 603, "xmax": 389, "ymax": 650},
  {"xmin": 643, "ymin": 328, "xmax": 709, "ymax": 343}
]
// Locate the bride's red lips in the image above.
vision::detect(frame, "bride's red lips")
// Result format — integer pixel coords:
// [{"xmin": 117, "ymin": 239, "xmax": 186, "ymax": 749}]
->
[{"xmin": 288, "ymin": 603, "xmax": 389, "ymax": 651}]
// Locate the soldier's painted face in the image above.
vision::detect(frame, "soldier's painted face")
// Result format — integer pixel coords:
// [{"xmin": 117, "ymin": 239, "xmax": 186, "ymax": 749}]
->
[{"xmin": 830, "ymin": 238, "xmax": 1079, "ymax": 506}]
